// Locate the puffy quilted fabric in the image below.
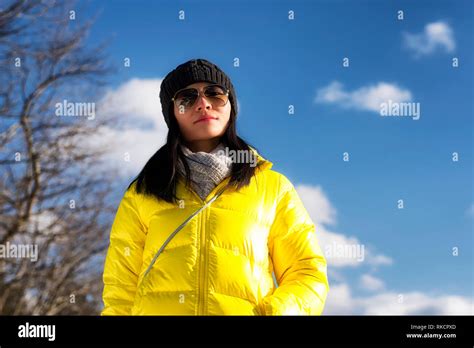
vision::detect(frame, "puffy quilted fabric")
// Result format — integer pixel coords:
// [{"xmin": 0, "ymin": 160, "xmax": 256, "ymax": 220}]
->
[{"xmin": 101, "ymin": 149, "xmax": 329, "ymax": 315}]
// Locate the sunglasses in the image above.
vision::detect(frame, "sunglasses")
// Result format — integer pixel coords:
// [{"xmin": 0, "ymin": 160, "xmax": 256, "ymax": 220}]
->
[{"xmin": 171, "ymin": 84, "xmax": 230, "ymax": 112}]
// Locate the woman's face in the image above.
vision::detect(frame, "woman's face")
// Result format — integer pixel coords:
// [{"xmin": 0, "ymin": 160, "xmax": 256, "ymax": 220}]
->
[{"xmin": 173, "ymin": 81, "xmax": 231, "ymax": 143}]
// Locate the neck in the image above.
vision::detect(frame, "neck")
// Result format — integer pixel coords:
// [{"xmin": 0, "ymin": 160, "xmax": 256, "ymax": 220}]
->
[{"xmin": 184, "ymin": 138, "xmax": 221, "ymax": 153}]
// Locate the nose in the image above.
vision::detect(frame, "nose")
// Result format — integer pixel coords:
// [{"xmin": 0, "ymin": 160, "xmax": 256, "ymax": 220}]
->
[{"xmin": 194, "ymin": 94, "xmax": 212, "ymax": 111}]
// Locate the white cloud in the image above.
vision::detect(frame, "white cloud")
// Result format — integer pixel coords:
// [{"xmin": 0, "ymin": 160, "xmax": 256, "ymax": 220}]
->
[
  {"xmin": 295, "ymin": 185, "xmax": 336, "ymax": 225},
  {"xmin": 92, "ymin": 78, "xmax": 168, "ymax": 176},
  {"xmin": 294, "ymin": 183, "xmax": 472, "ymax": 315},
  {"xmin": 403, "ymin": 21, "xmax": 456, "ymax": 57},
  {"xmin": 99, "ymin": 78, "xmax": 165, "ymax": 125},
  {"xmin": 296, "ymin": 184, "xmax": 393, "ymax": 268},
  {"xmin": 324, "ymin": 283, "xmax": 473, "ymax": 315},
  {"xmin": 366, "ymin": 254, "xmax": 393, "ymax": 266},
  {"xmin": 360, "ymin": 274, "xmax": 385, "ymax": 292},
  {"xmin": 360, "ymin": 291, "xmax": 473, "ymax": 315},
  {"xmin": 315, "ymin": 81, "xmax": 412, "ymax": 113},
  {"xmin": 323, "ymin": 283, "xmax": 355, "ymax": 314}
]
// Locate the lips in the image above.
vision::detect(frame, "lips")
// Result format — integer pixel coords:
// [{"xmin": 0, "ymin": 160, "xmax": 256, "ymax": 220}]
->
[{"xmin": 194, "ymin": 115, "xmax": 218, "ymax": 124}]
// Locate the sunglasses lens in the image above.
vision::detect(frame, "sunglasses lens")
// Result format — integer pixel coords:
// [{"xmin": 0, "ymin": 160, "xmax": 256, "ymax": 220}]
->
[
  {"xmin": 173, "ymin": 85, "xmax": 229, "ymax": 110},
  {"xmin": 204, "ymin": 85, "xmax": 228, "ymax": 106},
  {"xmin": 174, "ymin": 89, "xmax": 198, "ymax": 108}
]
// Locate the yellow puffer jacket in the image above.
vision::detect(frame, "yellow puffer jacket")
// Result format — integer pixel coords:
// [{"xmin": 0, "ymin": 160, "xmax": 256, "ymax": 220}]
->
[{"xmin": 101, "ymin": 149, "xmax": 329, "ymax": 315}]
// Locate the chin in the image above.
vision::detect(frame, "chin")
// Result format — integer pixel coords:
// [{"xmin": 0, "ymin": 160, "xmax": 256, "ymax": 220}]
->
[{"xmin": 193, "ymin": 128, "xmax": 226, "ymax": 139}]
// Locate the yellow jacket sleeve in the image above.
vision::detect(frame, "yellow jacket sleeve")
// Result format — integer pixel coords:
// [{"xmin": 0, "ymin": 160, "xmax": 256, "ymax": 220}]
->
[
  {"xmin": 101, "ymin": 185, "xmax": 146, "ymax": 315},
  {"xmin": 263, "ymin": 175, "xmax": 329, "ymax": 315}
]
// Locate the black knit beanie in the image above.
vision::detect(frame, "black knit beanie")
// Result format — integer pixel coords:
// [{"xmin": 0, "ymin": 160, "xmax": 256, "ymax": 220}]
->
[{"xmin": 159, "ymin": 58, "xmax": 238, "ymax": 128}]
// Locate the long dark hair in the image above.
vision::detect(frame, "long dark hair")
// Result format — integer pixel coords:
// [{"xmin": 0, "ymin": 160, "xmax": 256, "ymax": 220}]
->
[{"xmin": 128, "ymin": 104, "xmax": 264, "ymax": 204}]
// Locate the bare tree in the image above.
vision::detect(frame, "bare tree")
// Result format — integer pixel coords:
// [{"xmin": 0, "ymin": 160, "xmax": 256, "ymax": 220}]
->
[{"xmin": 0, "ymin": 0, "xmax": 114, "ymax": 315}]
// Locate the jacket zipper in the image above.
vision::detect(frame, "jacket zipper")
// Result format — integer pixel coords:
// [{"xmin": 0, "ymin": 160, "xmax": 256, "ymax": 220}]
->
[
  {"xmin": 191, "ymin": 177, "xmax": 231, "ymax": 315},
  {"xmin": 138, "ymin": 178, "xmax": 230, "ymax": 299},
  {"xmin": 197, "ymin": 208, "xmax": 206, "ymax": 314}
]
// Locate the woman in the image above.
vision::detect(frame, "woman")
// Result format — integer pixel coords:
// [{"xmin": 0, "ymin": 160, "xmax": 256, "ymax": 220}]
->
[{"xmin": 101, "ymin": 58, "xmax": 329, "ymax": 315}]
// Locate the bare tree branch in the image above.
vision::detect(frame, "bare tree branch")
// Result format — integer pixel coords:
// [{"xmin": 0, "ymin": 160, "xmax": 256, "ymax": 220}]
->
[{"xmin": 0, "ymin": 0, "xmax": 115, "ymax": 315}]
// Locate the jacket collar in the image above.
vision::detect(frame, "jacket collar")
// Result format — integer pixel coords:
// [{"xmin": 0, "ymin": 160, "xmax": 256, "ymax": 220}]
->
[
  {"xmin": 175, "ymin": 145, "xmax": 272, "ymax": 204},
  {"xmin": 249, "ymin": 146, "xmax": 273, "ymax": 172}
]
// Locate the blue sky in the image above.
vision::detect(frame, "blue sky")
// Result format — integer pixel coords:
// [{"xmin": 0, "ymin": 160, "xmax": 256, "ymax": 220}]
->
[{"xmin": 84, "ymin": 0, "xmax": 473, "ymax": 314}]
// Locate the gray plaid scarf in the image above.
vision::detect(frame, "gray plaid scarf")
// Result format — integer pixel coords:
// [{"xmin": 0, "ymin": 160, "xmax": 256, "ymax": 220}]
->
[{"xmin": 177, "ymin": 142, "xmax": 233, "ymax": 201}]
